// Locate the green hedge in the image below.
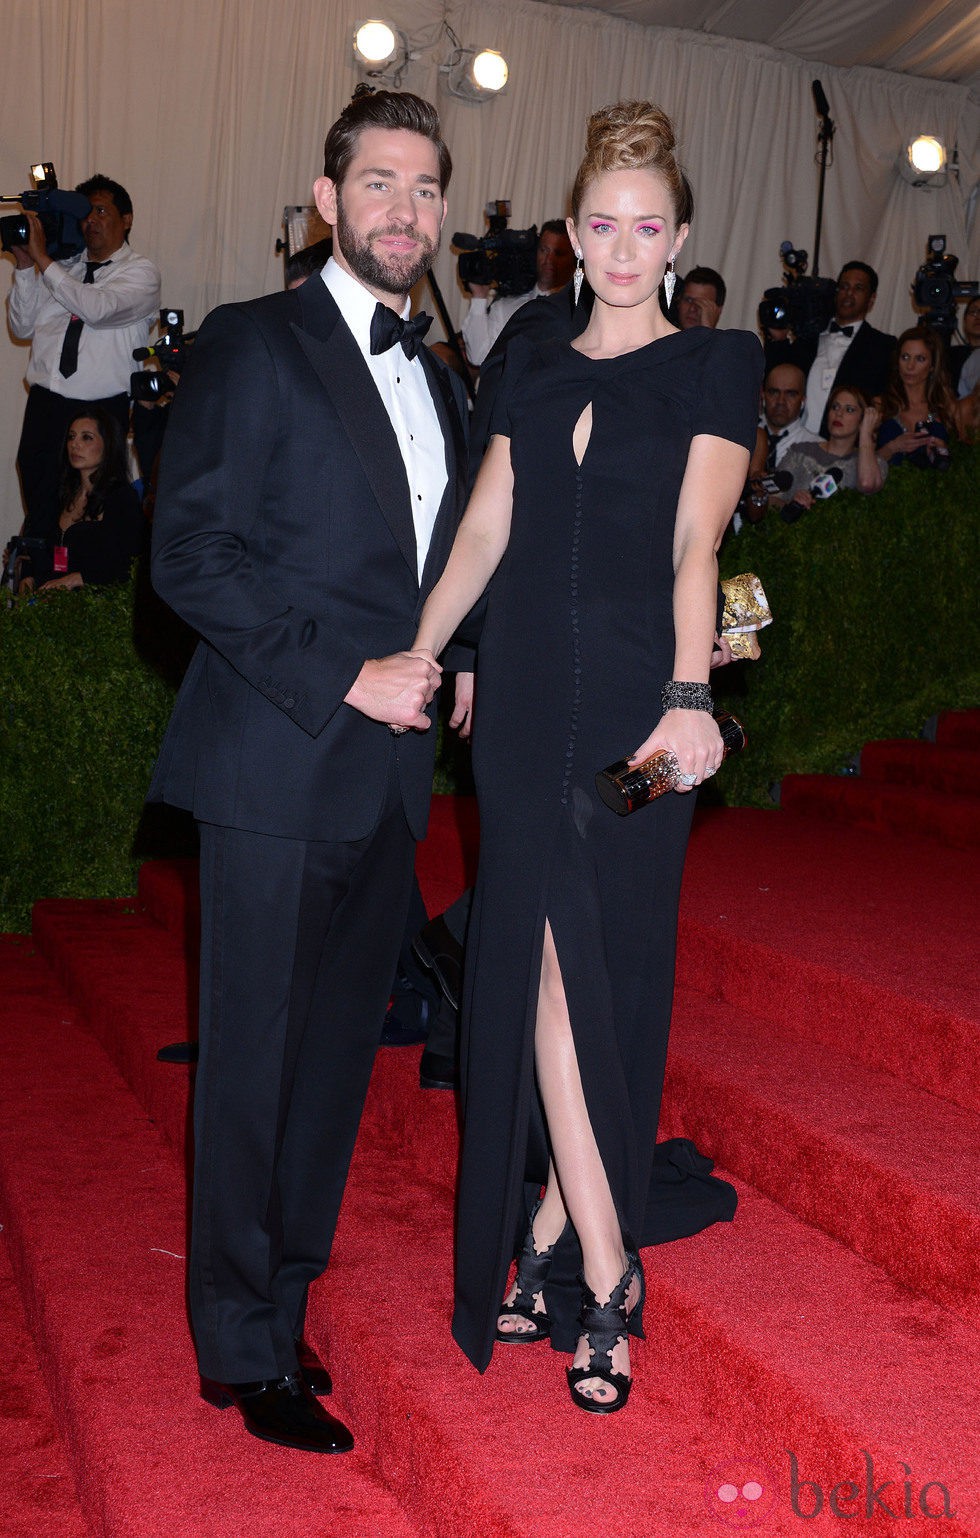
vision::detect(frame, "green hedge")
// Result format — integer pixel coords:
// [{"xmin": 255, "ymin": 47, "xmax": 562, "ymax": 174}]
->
[
  {"xmin": 714, "ymin": 444, "xmax": 979, "ymax": 806},
  {"xmin": 1, "ymin": 446, "xmax": 976, "ymax": 929}
]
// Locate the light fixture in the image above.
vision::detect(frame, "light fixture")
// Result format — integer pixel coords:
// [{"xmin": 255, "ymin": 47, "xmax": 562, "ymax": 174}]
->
[
  {"xmin": 353, "ymin": 19, "xmax": 408, "ymax": 82},
  {"xmin": 444, "ymin": 46, "xmax": 509, "ymax": 102},
  {"xmin": 900, "ymin": 135, "xmax": 947, "ymax": 187}
]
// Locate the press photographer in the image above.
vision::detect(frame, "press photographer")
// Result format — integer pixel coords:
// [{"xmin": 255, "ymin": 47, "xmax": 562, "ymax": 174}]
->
[
  {"xmin": 5, "ymin": 172, "xmax": 160, "ymax": 523},
  {"xmin": 131, "ymin": 309, "xmax": 196, "ymax": 491},
  {"xmin": 459, "ymin": 209, "xmax": 575, "ymax": 366}
]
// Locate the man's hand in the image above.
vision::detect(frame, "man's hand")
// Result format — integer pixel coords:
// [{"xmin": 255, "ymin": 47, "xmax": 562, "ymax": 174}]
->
[
  {"xmin": 710, "ymin": 634, "xmax": 734, "ymax": 669},
  {"xmin": 12, "ymin": 211, "xmax": 50, "ymax": 272},
  {"xmin": 344, "ymin": 651, "xmax": 442, "ymax": 730},
  {"xmin": 449, "ymin": 670, "xmax": 475, "ymax": 739}
]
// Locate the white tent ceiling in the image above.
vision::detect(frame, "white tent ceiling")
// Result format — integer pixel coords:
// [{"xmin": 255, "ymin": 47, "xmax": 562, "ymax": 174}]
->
[{"xmin": 536, "ymin": 0, "xmax": 980, "ymax": 94}]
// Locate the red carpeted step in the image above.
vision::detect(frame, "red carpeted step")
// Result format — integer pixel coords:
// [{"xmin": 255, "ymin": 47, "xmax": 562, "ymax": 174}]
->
[
  {"xmin": 0, "ymin": 938, "xmax": 426, "ymax": 1538},
  {"xmin": 30, "ymin": 899, "xmax": 451, "ymax": 1192},
  {"xmin": 678, "ymin": 809, "xmax": 980, "ymax": 1116},
  {"xmin": 8, "ymin": 936, "xmax": 979, "ymax": 1534},
  {"xmin": 0, "ymin": 946, "xmax": 90, "ymax": 1538},
  {"xmin": 779, "ymin": 772, "xmax": 980, "ymax": 848},
  {"xmin": 860, "ymin": 739, "xmax": 980, "ymax": 798},
  {"xmin": 661, "ymin": 986, "xmax": 980, "ymax": 1328},
  {"xmin": 936, "ymin": 710, "xmax": 980, "ymax": 749},
  {"xmin": 136, "ymin": 796, "xmax": 481, "ymax": 943}
]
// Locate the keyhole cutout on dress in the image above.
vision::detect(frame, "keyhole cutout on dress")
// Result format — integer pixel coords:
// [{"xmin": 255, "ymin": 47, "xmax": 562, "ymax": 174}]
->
[{"xmin": 572, "ymin": 402, "xmax": 593, "ymax": 468}]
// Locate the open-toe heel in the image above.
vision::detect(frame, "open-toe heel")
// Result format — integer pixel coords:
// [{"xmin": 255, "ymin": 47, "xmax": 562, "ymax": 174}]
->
[
  {"xmin": 495, "ymin": 1199, "xmax": 558, "ymax": 1344},
  {"xmin": 566, "ymin": 1251, "xmax": 644, "ymax": 1414}
]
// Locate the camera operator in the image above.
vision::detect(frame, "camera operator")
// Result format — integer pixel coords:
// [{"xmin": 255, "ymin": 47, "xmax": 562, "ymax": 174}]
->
[
  {"xmin": 797, "ymin": 262, "xmax": 895, "ymax": 437},
  {"xmin": 461, "ymin": 219, "xmax": 575, "ymax": 366},
  {"xmin": 6, "ymin": 174, "xmax": 160, "ymax": 523}
]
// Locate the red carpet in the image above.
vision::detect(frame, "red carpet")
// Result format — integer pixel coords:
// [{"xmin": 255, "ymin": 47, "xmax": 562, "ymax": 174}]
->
[{"xmin": 1, "ymin": 719, "xmax": 979, "ymax": 1536}]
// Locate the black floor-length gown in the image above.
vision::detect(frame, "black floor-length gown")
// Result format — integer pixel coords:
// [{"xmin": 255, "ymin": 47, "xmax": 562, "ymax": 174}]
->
[{"xmin": 452, "ymin": 324, "xmax": 763, "ymax": 1371}]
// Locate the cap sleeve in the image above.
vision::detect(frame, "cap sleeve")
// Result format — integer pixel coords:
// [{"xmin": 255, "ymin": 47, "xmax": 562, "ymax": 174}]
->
[
  {"xmin": 487, "ymin": 333, "xmax": 537, "ymax": 440},
  {"xmin": 693, "ymin": 330, "xmax": 764, "ymax": 452}
]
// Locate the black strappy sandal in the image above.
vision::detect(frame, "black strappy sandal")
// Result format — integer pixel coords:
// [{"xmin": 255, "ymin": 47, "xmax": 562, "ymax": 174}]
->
[
  {"xmin": 566, "ymin": 1252, "xmax": 644, "ymax": 1413},
  {"xmin": 495, "ymin": 1200, "xmax": 557, "ymax": 1344}
]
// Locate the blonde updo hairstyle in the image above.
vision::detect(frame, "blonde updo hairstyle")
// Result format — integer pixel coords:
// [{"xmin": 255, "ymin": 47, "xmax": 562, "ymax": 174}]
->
[{"xmin": 571, "ymin": 101, "xmax": 694, "ymax": 229}]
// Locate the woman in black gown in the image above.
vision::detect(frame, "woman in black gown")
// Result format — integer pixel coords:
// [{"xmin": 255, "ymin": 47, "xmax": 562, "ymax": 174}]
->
[{"xmin": 414, "ymin": 102, "xmax": 761, "ymax": 1413}]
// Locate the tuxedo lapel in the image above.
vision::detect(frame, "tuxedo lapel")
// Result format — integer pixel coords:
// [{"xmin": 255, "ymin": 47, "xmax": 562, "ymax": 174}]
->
[{"xmin": 291, "ymin": 281, "xmax": 418, "ymax": 579}]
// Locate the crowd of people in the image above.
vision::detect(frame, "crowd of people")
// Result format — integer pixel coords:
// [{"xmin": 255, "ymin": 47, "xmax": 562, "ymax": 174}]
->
[{"xmin": 2, "ymin": 86, "xmax": 976, "ymax": 1462}]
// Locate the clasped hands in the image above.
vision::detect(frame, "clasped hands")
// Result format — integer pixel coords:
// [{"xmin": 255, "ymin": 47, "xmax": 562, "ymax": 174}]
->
[{"xmin": 344, "ymin": 649, "xmax": 442, "ymax": 732}]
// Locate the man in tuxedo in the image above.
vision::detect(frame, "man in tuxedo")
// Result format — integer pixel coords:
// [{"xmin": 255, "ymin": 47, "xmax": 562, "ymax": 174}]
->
[
  {"xmin": 149, "ymin": 90, "xmax": 467, "ymax": 1454},
  {"xmin": 800, "ymin": 262, "xmax": 896, "ymax": 435}
]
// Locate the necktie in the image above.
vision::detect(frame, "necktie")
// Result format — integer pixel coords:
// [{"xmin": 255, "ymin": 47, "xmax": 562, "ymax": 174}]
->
[
  {"xmin": 764, "ymin": 428, "xmax": 786, "ymax": 474},
  {"xmin": 369, "ymin": 303, "xmax": 432, "ymax": 361},
  {"xmin": 59, "ymin": 260, "xmax": 110, "ymax": 378},
  {"xmin": 828, "ymin": 321, "xmax": 854, "ymax": 338}
]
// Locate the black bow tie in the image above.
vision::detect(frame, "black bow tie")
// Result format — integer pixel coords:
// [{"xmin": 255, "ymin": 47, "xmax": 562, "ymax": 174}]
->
[
  {"xmin": 370, "ymin": 304, "xmax": 432, "ymax": 360},
  {"xmin": 828, "ymin": 321, "xmax": 854, "ymax": 337}
]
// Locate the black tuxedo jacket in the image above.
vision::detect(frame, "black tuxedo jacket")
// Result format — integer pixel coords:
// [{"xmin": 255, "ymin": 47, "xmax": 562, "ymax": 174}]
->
[
  {"xmin": 148, "ymin": 277, "xmax": 468, "ymax": 843},
  {"xmin": 799, "ymin": 320, "xmax": 897, "ymax": 433}
]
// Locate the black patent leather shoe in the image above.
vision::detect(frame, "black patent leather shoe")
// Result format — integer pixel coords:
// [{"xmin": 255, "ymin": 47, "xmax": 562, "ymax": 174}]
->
[
  {"xmin": 419, "ymin": 1047, "xmax": 457, "ymax": 1091},
  {"xmin": 201, "ymin": 1372, "xmax": 354, "ymax": 1453},
  {"xmin": 295, "ymin": 1336, "xmax": 332, "ymax": 1396},
  {"xmin": 413, "ymin": 915, "xmax": 464, "ymax": 1015}
]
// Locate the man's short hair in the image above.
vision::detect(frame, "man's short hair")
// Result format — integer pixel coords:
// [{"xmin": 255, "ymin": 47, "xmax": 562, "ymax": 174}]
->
[
  {"xmin": 837, "ymin": 261, "xmax": 878, "ymax": 295},
  {"xmin": 683, "ymin": 265, "xmax": 726, "ymax": 306},
  {"xmin": 285, "ymin": 237, "xmax": 333, "ymax": 287},
  {"xmin": 323, "ymin": 89, "xmax": 452, "ymax": 194},
  {"xmin": 75, "ymin": 174, "xmax": 133, "ymax": 229},
  {"xmin": 764, "ymin": 362, "xmax": 805, "ymax": 389},
  {"xmin": 539, "ymin": 219, "xmax": 570, "ymax": 239}
]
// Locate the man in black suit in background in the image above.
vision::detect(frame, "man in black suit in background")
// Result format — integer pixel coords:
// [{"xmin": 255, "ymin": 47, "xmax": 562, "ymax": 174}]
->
[
  {"xmin": 149, "ymin": 91, "xmax": 467, "ymax": 1454},
  {"xmin": 799, "ymin": 261, "xmax": 896, "ymax": 436}
]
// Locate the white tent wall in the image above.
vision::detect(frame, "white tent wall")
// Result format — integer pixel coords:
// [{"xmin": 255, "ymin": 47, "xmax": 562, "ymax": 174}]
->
[{"xmin": 2, "ymin": 0, "xmax": 978, "ymax": 542}]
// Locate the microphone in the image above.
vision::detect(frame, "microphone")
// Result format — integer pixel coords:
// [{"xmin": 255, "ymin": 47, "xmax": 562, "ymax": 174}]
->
[
  {"xmin": 781, "ymin": 465, "xmax": 843, "ymax": 523},
  {"xmin": 755, "ymin": 468, "xmax": 792, "ymax": 499},
  {"xmin": 812, "ymin": 79, "xmax": 831, "ymax": 119}
]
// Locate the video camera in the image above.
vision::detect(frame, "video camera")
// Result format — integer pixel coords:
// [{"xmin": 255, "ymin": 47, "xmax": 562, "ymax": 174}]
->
[
  {"xmin": 912, "ymin": 235, "xmax": 978, "ymax": 337},
  {"xmin": 131, "ymin": 308, "xmax": 196, "ymax": 402},
  {"xmin": 0, "ymin": 163, "xmax": 90, "ymax": 259},
  {"xmin": 759, "ymin": 242, "xmax": 836, "ymax": 343},
  {"xmin": 452, "ymin": 201, "xmax": 538, "ymax": 298}
]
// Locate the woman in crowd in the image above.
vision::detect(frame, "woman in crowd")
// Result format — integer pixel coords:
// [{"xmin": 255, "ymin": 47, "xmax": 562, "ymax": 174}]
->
[
  {"xmin": 18, "ymin": 407, "xmax": 143, "ymax": 592},
  {"xmin": 413, "ymin": 101, "xmax": 760, "ymax": 1413},
  {"xmin": 948, "ymin": 296, "xmax": 980, "ymax": 394},
  {"xmin": 777, "ymin": 385, "xmax": 886, "ymax": 516},
  {"xmin": 875, "ymin": 326, "xmax": 955, "ymax": 469}
]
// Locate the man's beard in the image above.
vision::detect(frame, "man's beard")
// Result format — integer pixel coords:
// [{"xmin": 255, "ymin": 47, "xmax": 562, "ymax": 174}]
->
[{"xmin": 335, "ymin": 201, "xmax": 436, "ymax": 295}]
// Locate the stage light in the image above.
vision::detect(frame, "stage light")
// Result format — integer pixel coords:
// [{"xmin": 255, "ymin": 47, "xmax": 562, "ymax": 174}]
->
[
  {"xmin": 900, "ymin": 135, "xmax": 947, "ymax": 186},
  {"xmin": 353, "ymin": 19, "xmax": 408, "ymax": 79},
  {"xmin": 444, "ymin": 46, "xmax": 509, "ymax": 101}
]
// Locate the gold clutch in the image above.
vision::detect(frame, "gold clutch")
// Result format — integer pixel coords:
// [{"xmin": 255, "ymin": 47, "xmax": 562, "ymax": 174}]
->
[{"xmin": 721, "ymin": 572, "xmax": 773, "ymax": 661}]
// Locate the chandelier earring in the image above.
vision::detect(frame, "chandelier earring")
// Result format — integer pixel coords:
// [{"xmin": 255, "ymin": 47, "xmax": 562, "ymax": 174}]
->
[
  {"xmin": 573, "ymin": 249, "xmax": 584, "ymax": 306},
  {"xmin": 663, "ymin": 258, "xmax": 676, "ymax": 309}
]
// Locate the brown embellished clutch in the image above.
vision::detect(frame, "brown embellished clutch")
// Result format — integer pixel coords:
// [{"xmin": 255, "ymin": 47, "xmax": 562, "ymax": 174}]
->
[{"xmin": 595, "ymin": 712, "xmax": 747, "ymax": 816}]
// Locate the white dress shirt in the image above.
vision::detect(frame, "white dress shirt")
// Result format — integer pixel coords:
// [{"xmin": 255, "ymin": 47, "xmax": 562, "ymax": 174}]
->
[
  {"xmin": 462, "ymin": 285, "xmax": 549, "ymax": 366},
  {"xmin": 803, "ymin": 320, "xmax": 863, "ymax": 434},
  {"xmin": 7, "ymin": 244, "xmax": 161, "ymax": 400},
  {"xmin": 322, "ymin": 258, "xmax": 447, "ymax": 583}
]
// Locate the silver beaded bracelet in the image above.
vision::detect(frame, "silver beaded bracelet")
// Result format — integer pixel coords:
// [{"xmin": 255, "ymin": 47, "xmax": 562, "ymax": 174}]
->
[{"xmin": 662, "ymin": 680, "xmax": 713, "ymax": 713}]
